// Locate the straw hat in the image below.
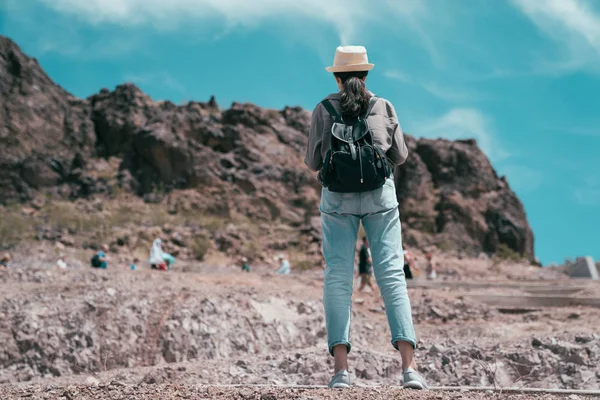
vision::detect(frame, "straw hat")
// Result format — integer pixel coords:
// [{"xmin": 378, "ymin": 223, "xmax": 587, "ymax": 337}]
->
[
  {"xmin": 1, "ymin": 252, "xmax": 10, "ymax": 262},
  {"xmin": 325, "ymin": 46, "xmax": 374, "ymax": 73}
]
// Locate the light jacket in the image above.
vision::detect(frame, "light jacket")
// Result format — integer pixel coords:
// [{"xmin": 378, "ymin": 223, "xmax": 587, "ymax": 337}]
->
[{"xmin": 304, "ymin": 92, "xmax": 408, "ymax": 174}]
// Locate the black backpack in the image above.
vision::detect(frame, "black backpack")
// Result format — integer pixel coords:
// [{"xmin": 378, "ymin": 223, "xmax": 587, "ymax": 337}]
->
[{"xmin": 320, "ymin": 97, "xmax": 391, "ymax": 193}]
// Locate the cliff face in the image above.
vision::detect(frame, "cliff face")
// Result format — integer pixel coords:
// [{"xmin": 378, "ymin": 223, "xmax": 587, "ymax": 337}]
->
[
  {"xmin": 396, "ymin": 137, "xmax": 534, "ymax": 259},
  {"xmin": 0, "ymin": 36, "xmax": 534, "ymax": 260}
]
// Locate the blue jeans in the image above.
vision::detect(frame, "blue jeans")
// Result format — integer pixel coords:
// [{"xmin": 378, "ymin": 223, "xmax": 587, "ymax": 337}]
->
[{"xmin": 320, "ymin": 176, "xmax": 416, "ymax": 356}]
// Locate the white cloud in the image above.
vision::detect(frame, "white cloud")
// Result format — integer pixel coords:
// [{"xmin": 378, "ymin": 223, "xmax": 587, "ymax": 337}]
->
[
  {"xmin": 33, "ymin": 0, "xmax": 425, "ymax": 46},
  {"xmin": 421, "ymin": 82, "xmax": 477, "ymax": 102},
  {"xmin": 124, "ymin": 72, "xmax": 186, "ymax": 93},
  {"xmin": 385, "ymin": 69, "xmax": 480, "ymax": 102},
  {"xmin": 384, "ymin": 69, "xmax": 411, "ymax": 83},
  {"xmin": 511, "ymin": 0, "xmax": 600, "ymax": 72},
  {"xmin": 573, "ymin": 173, "xmax": 600, "ymax": 206},
  {"xmin": 498, "ymin": 165, "xmax": 543, "ymax": 193},
  {"xmin": 548, "ymin": 126, "xmax": 600, "ymax": 138},
  {"xmin": 574, "ymin": 187, "xmax": 600, "ymax": 206},
  {"xmin": 4, "ymin": 0, "xmax": 145, "ymax": 60},
  {"xmin": 533, "ymin": 123, "xmax": 600, "ymax": 139},
  {"xmin": 384, "ymin": 0, "xmax": 424, "ymax": 16},
  {"xmin": 38, "ymin": 35, "xmax": 142, "ymax": 59},
  {"xmin": 417, "ymin": 108, "xmax": 509, "ymax": 161}
]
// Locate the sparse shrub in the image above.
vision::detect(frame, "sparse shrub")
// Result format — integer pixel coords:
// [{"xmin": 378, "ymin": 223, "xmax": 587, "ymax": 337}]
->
[
  {"xmin": 420, "ymin": 219, "xmax": 437, "ymax": 234},
  {"xmin": 294, "ymin": 259, "xmax": 315, "ymax": 271},
  {"xmin": 438, "ymin": 238, "xmax": 455, "ymax": 252},
  {"xmin": 190, "ymin": 234, "xmax": 211, "ymax": 261},
  {"xmin": 108, "ymin": 204, "xmax": 136, "ymax": 227},
  {"xmin": 146, "ymin": 207, "xmax": 171, "ymax": 227},
  {"xmin": 241, "ymin": 240, "xmax": 263, "ymax": 262},
  {"xmin": 496, "ymin": 243, "xmax": 521, "ymax": 262},
  {"xmin": 44, "ymin": 202, "xmax": 102, "ymax": 233},
  {"xmin": 288, "ymin": 248, "xmax": 316, "ymax": 271},
  {"xmin": 201, "ymin": 216, "xmax": 227, "ymax": 232},
  {"xmin": 0, "ymin": 206, "xmax": 35, "ymax": 248}
]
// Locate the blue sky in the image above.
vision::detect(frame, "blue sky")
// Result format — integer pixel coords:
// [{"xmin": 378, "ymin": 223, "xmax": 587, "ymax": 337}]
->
[{"xmin": 1, "ymin": 0, "xmax": 599, "ymax": 265}]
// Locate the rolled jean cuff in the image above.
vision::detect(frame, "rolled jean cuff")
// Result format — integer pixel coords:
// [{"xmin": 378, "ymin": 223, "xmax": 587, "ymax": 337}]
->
[
  {"xmin": 328, "ymin": 340, "xmax": 351, "ymax": 357},
  {"xmin": 392, "ymin": 336, "xmax": 416, "ymax": 350}
]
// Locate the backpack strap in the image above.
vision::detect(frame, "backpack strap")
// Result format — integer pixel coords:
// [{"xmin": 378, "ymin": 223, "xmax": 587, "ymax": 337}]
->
[
  {"xmin": 320, "ymin": 99, "xmax": 343, "ymax": 123},
  {"xmin": 363, "ymin": 96, "xmax": 379, "ymax": 119},
  {"xmin": 361, "ymin": 96, "xmax": 379, "ymax": 146}
]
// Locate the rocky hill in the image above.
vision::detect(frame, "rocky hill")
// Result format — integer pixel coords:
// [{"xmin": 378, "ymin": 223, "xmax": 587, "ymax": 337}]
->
[{"xmin": 0, "ymin": 35, "xmax": 534, "ymax": 262}]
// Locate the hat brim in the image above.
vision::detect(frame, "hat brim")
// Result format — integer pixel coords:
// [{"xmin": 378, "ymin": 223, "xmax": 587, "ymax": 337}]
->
[{"xmin": 325, "ymin": 63, "xmax": 374, "ymax": 73}]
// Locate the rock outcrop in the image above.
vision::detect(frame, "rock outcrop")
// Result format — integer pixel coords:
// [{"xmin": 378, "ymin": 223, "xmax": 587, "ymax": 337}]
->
[
  {"xmin": 397, "ymin": 137, "xmax": 534, "ymax": 259},
  {"xmin": 0, "ymin": 36, "xmax": 534, "ymax": 259}
]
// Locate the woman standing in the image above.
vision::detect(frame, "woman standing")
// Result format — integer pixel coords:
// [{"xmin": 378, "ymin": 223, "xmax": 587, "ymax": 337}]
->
[{"xmin": 305, "ymin": 46, "xmax": 428, "ymax": 390}]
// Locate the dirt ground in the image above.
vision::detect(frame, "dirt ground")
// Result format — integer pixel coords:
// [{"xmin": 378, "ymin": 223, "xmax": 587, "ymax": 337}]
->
[
  {"xmin": 0, "ymin": 384, "xmax": 597, "ymax": 400},
  {"xmin": 0, "ymin": 251, "xmax": 599, "ymax": 399}
]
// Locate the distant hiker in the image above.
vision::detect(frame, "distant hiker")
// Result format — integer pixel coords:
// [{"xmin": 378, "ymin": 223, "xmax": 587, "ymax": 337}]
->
[
  {"xmin": 275, "ymin": 255, "xmax": 290, "ymax": 275},
  {"xmin": 403, "ymin": 249, "xmax": 415, "ymax": 280},
  {"xmin": 130, "ymin": 257, "xmax": 139, "ymax": 271},
  {"xmin": 1, "ymin": 253, "xmax": 11, "ymax": 268},
  {"xmin": 357, "ymin": 236, "xmax": 376, "ymax": 293},
  {"xmin": 241, "ymin": 257, "xmax": 250, "ymax": 273},
  {"xmin": 305, "ymin": 46, "xmax": 429, "ymax": 390},
  {"xmin": 149, "ymin": 239, "xmax": 175, "ymax": 271},
  {"xmin": 57, "ymin": 254, "xmax": 68, "ymax": 269},
  {"xmin": 425, "ymin": 252, "xmax": 437, "ymax": 280},
  {"xmin": 91, "ymin": 245, "xmax": 109, "ymax": 269}
]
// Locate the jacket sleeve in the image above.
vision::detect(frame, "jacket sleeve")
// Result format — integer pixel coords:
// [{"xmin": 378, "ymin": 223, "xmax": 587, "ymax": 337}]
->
[
  {"xmin": 304, "ymin": 103, "xmax": 324, "ymax": 172},
  {"xmin": 385, "ymin": 100, "xmax": 408, "ymax": 166}
]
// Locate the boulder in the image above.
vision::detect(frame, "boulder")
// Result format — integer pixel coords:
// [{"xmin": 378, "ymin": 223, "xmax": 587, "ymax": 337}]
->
[{"xmin": 568, "ymin": 257, "xmax": 599, "ymax": 280}]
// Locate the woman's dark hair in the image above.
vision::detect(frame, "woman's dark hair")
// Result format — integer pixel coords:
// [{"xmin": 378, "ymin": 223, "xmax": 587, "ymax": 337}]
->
[{"xmin": 334, "ymin": 71, "xmax": 370, "ymax": 121}]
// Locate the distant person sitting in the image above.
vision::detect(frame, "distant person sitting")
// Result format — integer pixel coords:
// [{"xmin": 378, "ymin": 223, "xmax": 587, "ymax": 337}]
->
[
  {"xmin": 241, "ymin": 257, "xmax": 250, "ymax": 273},
  {"xmin": 1, "ymin": 253, "xmax": 11, "ymax": 268},
  {"xmin": 357, "ymin": 236, "xmax": 376, "ymax": 293},
  {"xmin": 276, "ymin": 255, "xmax": 291, "ymax": 275},
  {"xmin": 149, "ymin": 239, "xmax": 175, "ymax": 271},
  {"xmin": 91, "ymin": 245, "xmax": 109, "ymax": 269},
  {"xmin": 57, "ymin": 254, "xmax": 68, "ymax": 269},
  {"xmin": 130, "ymin": 257, "xmax": 139, "ymax": 271},
  {"xmin": 163, "ymin": 252, "xmax": 176, "ymax": 270},
  {"xmin": 149, "ymin": 238, "xmax": 166, "ymax": 270}
]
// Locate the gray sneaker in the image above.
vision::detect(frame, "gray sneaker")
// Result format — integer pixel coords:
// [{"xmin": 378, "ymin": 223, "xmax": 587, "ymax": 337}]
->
[
  {"xmin": 403, "ymin": 368, "xmax": 429, "ymax": 390},
  {"xmin": 328, "ymin": 370, "xmax": 350, "ymax": 389}
]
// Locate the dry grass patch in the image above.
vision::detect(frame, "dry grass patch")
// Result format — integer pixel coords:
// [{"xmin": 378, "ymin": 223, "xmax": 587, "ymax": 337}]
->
[
  {"xmin": 0, "ymin": 205, "xmax": 36, "ymax": 248},
  {"xmin": 495, "ymin": 243, "xmax": 522, "ymax": 262},
  {"xmin": 287, "ymin": 248, "xmax": 316, "ymax": 272}
]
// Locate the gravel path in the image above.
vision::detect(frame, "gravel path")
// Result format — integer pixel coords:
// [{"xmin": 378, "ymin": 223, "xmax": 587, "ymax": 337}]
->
[{"xmin": 1, "ymin": 384, "xmax": 596, "ymax": 400}]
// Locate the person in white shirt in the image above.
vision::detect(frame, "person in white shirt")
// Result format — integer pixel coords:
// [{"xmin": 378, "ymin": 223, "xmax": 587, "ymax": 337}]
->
[
  {"xmin": 276, "ymin": 255, "xmax": 291, "ymax": 275},
  {"xmin": 57, "ymin": 254, "xmax": 68, "ymax": 269}
]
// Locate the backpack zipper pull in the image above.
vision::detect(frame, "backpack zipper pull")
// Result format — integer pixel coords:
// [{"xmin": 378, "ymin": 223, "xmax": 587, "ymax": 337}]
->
[
  {"xmin": 358, "ymin": 142, "xmax": 364, "ymax": 184},
  {"xmin": 348, "ymin": 136, "xmax": 357, "ymax": 160}
]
